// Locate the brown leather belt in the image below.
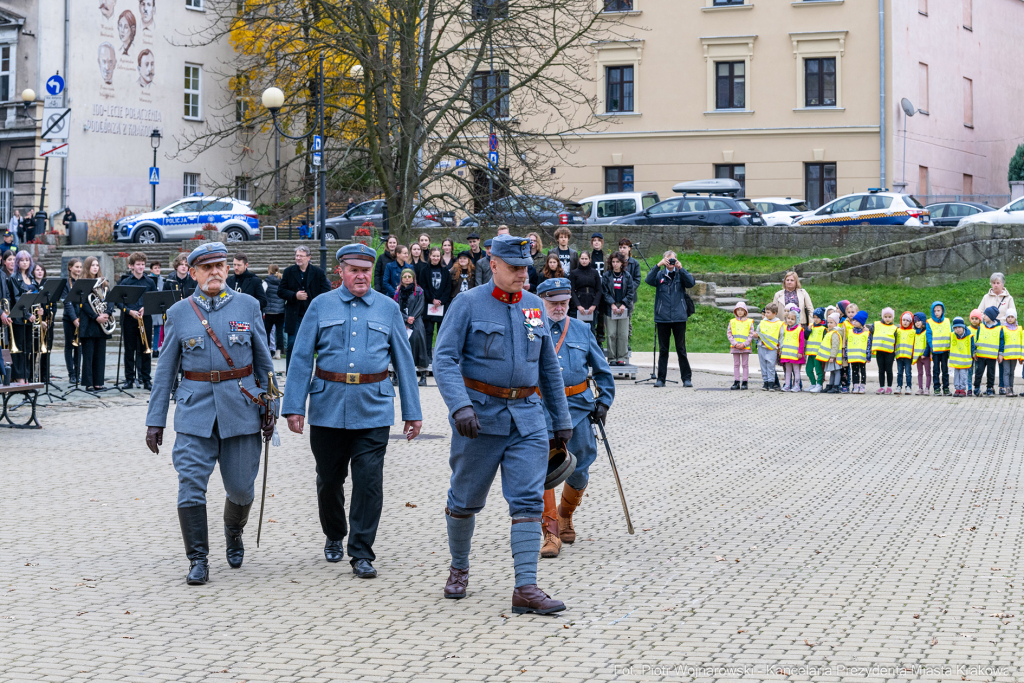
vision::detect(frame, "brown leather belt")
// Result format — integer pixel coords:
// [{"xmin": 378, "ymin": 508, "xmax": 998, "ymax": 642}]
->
[
  {"xmin": 315, "ymin": 367, "xmax": 389, "ymax": 384},
  {"xmin": 564, "ymin": 380, "xmax": 589, "ymax": 397},
  {"xmin": 464, "ymin": 377, "xmax": 538, "ymax": 400},
  {"xmin": 184, "ymin": 365, "xmax": 253, "ymax": 383}
]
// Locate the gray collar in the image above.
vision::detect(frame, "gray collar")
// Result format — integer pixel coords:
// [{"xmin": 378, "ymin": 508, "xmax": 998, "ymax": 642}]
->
[{"xmin": 193, "ymin": 288, "xmax": 233, "ymax": 312}]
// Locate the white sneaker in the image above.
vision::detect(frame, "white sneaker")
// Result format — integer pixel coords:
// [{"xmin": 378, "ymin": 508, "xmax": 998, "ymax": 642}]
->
[{"xmin": 810, "ymin": 384, "xmax": 821, "ymax": 393}]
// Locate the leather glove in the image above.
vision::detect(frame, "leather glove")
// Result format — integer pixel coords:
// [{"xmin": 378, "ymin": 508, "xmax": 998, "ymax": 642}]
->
[
  {"xmin": 453, "ymin": 406, "xmax": 481, "ymax": 439},
  {"xmin": 554, "ymin": 429, "xmax": 573, "ymax": 445},
  {"xmin": 593, "ymin": 403, "xmax": 609, "ymax": 425},
  {"xmin": 146, "ymin": 426, "xmax": 163, "ymax": 454},
  {"xmin": 261, "ymin": 418, "xmax": 275, "ymax": 441}
]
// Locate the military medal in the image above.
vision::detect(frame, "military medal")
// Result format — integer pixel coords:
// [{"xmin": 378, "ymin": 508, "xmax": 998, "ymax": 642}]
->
[{"xmin": 522, "ymin": 307, "xmax": 543, "ymax": 341}]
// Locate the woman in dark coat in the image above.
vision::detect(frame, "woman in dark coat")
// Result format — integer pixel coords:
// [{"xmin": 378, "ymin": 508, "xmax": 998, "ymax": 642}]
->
[
  {"xmin": 262, "ymin": 264, "xmax": 286, "ymax": 358},
  {"xmin": 79, "ymin": 256, "xmax": 112, "ymax": 391},
  {"xmin": 419, "ymin": 247, "xmax": 451, "ymax": 355},
  {"xmin": 567, "ymin": 250, "xmax": 601, "ymax": 332},
  {"xmin": 394, "ymin": 267, "xmax": 430, "ymax": 385}
]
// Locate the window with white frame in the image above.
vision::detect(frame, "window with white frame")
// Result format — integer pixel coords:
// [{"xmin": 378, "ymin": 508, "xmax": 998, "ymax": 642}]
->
[
  {"xmin": 700, "ymin": 36, "xmax": 755, "ymax": 113},
  {"xmin": 0, "ymin": 169, "xmax": 12, "ymax": 223},
  {"xmin": 0, "ymin": 46, "xmax": 10, "ymax": 102},
  {"xmin": 234, "ymin": 176, "xmax": 250, "ymax": 202},
  {"xmin": 595, "ymin": 41, "xmax": 643, "ymax": 115},
  {"xmin": 184, "ymin": 64, "xmax": 202, "ymax": 119},
  {"xmin": 183, "ymin": 173, "xmax": 200, "ymax": 196},
  {"xmin": 789, "ymin": 31, "xmax": 846, "ymax": 110},
  {"xmin": 185, "ymin": 0, "xmax": 204, "ymax": 9}
]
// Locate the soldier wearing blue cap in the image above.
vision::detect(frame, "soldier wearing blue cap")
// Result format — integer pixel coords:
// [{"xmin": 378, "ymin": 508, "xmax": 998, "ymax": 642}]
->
[
  {"xmin": 282, "ymin": 242, "xmax": 423, "ymax": 579},
  {"xmin": 433, "ymin": 234, "xmax": 573, "ymax": 614},
  {"xmin": 144, "ymin": 242, "xmax": 275, "ymax": 585},
  {"xmin": 534, "ymin": 277, "xmax": 615, "ymax": 558}
]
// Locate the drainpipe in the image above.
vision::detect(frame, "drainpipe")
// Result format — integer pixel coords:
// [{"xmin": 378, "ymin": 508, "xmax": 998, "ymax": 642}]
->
[
  {"xmin": 61, "ymin": 0, "xmax": 69, "ymax": 210},
  {"xmin": 878, "ymin": 0, "xmax": 886, "ymax": 189}
]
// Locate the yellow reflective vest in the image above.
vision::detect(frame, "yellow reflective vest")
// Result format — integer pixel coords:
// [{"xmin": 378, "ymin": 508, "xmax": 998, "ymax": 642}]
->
[
  {"xmin": 949, "ymin": 333, "xmax": 973, "ymax": 369},
  {"xmin": 806, "ymin": 325, "xmax": 826, "ymax": 358},
  {"xmin": 872, "ymin": 322, "xmax": 897, "ymax": 354},
  {"xmin": 976, "ymin": 324, "xmax": 1002, "ymax": 360},
  {"xmin": 928, "ymin": 318, "xmax": 951, "ymax": 353},
  {"xmin": 757, "ymin": 319, "xmax": 783, "ymax": 351},
  {"xmin": 729, "ymin": 318, "xmax": 753, "ymax": 349},
  {"xmin": 1003, "ymin": 325, "xmax": 1023, "ymax": 362},
  {"xmin": 895, "ymin": 327, "xmax": 916, "ymax": 360},
  {"xmin": 846, "ymin": 329, "xmax": 869, "ymax": 363},
  {"xmin": 780, "ymin": 326, "xmax": 803, "ymax": 362}
]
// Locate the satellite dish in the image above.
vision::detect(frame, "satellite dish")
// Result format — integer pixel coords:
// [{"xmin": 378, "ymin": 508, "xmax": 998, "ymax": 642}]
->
[{"xmin": 901, "ymin": 98, "xmax": 916, "ymax": 117}]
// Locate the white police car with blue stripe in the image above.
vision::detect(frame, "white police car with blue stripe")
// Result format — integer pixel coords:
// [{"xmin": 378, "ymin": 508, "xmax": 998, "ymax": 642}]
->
[{"xmin": 115, "ymin": 194, "xmax": 261, "ymax": 244}]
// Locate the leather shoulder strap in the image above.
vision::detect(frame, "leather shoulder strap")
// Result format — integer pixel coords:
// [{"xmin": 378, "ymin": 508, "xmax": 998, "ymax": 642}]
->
[
  {"xmin": 554, "ymin": 317, "xmax": 571, "ymax": 354},
  {"xmin": 188, "ymin": 297, "xmax": 235, "ymax": 368}
]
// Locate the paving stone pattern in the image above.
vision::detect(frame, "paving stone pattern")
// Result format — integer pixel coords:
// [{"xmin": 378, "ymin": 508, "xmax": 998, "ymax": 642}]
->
[{"xmin": 2, "ymin": 372, "xmax": 1023, "ymax": 681}]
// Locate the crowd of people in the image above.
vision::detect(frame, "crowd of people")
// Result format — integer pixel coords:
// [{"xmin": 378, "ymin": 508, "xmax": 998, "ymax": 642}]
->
[{"xmin": 730, "ymin": 270, "xmax": 1019, "ymax": 397}]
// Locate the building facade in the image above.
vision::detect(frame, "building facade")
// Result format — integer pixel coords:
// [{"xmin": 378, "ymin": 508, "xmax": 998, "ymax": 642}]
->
[{"xmin": 546, "ymin": 0, "xmax": 1024, "ymax": 209}]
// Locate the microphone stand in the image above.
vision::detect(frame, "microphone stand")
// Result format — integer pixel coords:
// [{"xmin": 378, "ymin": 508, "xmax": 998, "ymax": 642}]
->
[{"xmin": 632, "ymin": 242, "xmax": 676, "ymax": 386}]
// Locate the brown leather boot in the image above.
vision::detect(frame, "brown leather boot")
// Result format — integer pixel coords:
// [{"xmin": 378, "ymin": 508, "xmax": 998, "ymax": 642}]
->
[
  {"xmin": 557, "ymin": 484, "xmax": 586, "ymax": 544},
  {"xmin": 512, "ymin": 584, "xmax": 566, "ymax": 614},
  {"xmin": 444, "ymin": 565, "xmax": 468, "ymax": 599},
  {"xmin": 540, "ymin": 490, "xmax": 561, "ymax": 558}
]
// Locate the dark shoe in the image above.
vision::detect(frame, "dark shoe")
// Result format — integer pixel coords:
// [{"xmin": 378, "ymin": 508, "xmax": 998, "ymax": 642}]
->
[
  {"xmin": 122, "ymin": 381, "xmax": 135, "ymax": 389},
  {"xmin": 986, "ymin": 389, "xmax": 995, "ymax": 397},
  {"xmin": 653, "ymin": 379, "xmax": 665, "ymax": 388},
  {"xmin": 683, "ymin": 380, "xmax": 693, "ymax": 388},
  {"xmin": 223, "ymin": 500, "xmax": 252, "ymax": 569},
  {"xmin": 143, "ymin": 381, "xmax": 153, "ymax": 391},
  {"xmin": 943, "ymin": 388, "xmax": 951, "ymax": 396},
  {"xmin": 152, "ymin": 350, "xmax": 160, "ymax": 359},
  {"xmin": 1000, "ymin": 387, "xmax": 1006, "ymax": 395},
  {"xmin": 762, "ymin": 383, "xmax": 770, "ymax": 391},
  {"xmin": 730, "ymin": 381, "xmax": 741, "ymax": 390},
  {"xmin": 177, "ymin": 505, "xmax": 209, "ymax": 585},
  {"xmin": 512, "ymin": 584, "xmax": 566, "ymax": 615},
  {"xmin": 933, "ymin": 388, "xmax": 941, "ymax": 395},
  {"xmin": 444, "ymin": 565, "xmax": 469, "ymax": 599},
  {"xmin": 741, "ymin": 381, "xmax": 748, "ymax": 390},
  {"xmin": 418, "ymin": 374, "xmax": 428, "ymax": 387},
  {"xmin": 973, "ymin": 389, "xmax": 981, "ymax": 397},
  {"xmin": 351, "ymin": 558, "xmax": 377, "ymax": 578},
  {"xmin": 324, "ymin": 539, "xmax": 344, "ymax": 563}
]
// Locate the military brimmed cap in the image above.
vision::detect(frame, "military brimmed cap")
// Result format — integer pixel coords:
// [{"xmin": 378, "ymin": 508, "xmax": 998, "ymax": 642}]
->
[
  {"xmin": 336, "ymin": 243, "xmax": 377, "ymax": 268},
  {"xmin": 187, "ymin": 242, "xmax": 228, "ymax": 267},
  {"xmin": 489, "ymin": 234, "xmax": 533, "ymax": 267},
  {"xmin": 536, "ymin": 277, "xmax": 571, "ymax": 302}
]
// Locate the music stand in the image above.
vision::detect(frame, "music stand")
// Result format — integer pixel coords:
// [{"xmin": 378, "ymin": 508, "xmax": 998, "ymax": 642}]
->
[
  {"xmin": 105, "ymin": 285, "xmax": 146, "ymax": 396},
  {"xmin": 61, "ymin": 279, "xmax": 99, "ymax": 400},
  {"xmin": 34, "ymin": 279, "xmax": 69, "ymax": 402}
]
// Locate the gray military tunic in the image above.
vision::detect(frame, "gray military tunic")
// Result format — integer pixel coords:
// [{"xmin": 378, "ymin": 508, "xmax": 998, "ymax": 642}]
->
[{"xmin": 146, "ymin": 289, "xmax": 274, "ymax": 507}]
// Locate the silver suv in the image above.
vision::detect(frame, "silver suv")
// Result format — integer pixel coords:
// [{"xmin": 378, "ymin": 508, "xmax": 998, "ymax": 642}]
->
[{"xmin": 578, "ymin": 191, "xmax": 660, "ymax": 224}]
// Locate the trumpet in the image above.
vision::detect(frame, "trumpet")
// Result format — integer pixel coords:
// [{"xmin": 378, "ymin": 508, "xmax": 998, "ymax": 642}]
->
[
  {"xmin": 138, "ymin": 313, "xmax": 151, "ymax": 355},
  {"xmin": 1, "ymin": 299, "xmax": 18, "ymax": 354},
  {"xmin": 31, "ymin": 304, "xmax": 47, "ymax": 354}
]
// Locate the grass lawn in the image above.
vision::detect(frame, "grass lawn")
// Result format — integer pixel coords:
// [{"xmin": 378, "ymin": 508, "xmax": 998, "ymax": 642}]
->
[
  {"xmin": 674, "ymin": 252, "xmax": 828, "ymax": 275},
  {"xmin": 744, "ymin": 273, "xmax": 1015, "ymax": 322},
  {"xmin": 631, "ymin": 263, "xmax": 733, "ymax": 354}
]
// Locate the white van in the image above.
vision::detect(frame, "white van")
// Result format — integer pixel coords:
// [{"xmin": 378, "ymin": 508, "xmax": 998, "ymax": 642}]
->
[{"xmin": 578, "ymin": 191, "xmax": 660, "ymax": 224}]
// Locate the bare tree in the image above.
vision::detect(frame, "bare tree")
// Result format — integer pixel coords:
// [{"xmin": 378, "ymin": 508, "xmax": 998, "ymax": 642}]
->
[{"xmin": 183, "ymin": 0, "xmax": 623, "ymax": 238}]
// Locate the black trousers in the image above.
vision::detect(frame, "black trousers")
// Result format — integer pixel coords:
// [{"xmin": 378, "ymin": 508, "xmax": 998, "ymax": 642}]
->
[
  {"xmin": 974, "ymin": 357, "xmax": 997, "ymax": 392},
  {"xmin": 10, "ymin": 322, "xmax": 28, "ymax": 381},
  {"xmin": 595, "ymin": 307, "xmax": 606, "ymax": 346},
  {"xmin": 425, "ymin": 316, "xmax": 444, "ymax": 357},
  {"xmin": 850, "ymin": 362, "xmax": 866, "ymax": 384},
  {"xmin": 63, "ymin": 319, "xmax": 81, "ymax": 382},
  {"xmin": 875, "ymin": 350, "xmax": 894, "ymax": 387},
  {"xmin": 81, "ymin": 337, "xmax": 107, "ymax": 388},
  {"xmin": 932, "ymin": 351, "xmax": 949, "ymax": 391},
  {"xmin": 122, "ymin": 315, "xmax": 152, "ymax": 383},
  {"xmin": 309, "ymin": 425, "xmax": 389, "ymax": 561},
  {"xmin": 656, "ymin": 321, "xmax": 691, "ymax": 381},
  {"xmin": 264, "ymin": 313, "xmax": 284, "ymax": 351}
]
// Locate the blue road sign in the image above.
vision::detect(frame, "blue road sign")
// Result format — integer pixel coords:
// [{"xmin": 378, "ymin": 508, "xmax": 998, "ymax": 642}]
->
[
  {"xmin": 46, "ymin": 74, "xmax": 65, "ymax": 96},
  {"xmin": 455, "ymin": 159, "xmax": 467, "ymax": 167},
  {"xmin": 312, "ymin": 135, "xmax": 322, "ymax": 152},
  {"xmin": 489, "ymin": 133, "xmax": 498, "ymax": 151},
  {"xmin": 488, "ymin": 151, "xmax": 498, "ymax": 168},
  {"xmin": 149, "ymin": 167, "xmax": 160, "ymax": 185}
]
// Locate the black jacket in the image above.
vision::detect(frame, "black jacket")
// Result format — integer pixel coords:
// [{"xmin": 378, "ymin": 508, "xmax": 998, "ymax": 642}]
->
[
  {"xmin": 263, "ymin": 274, "xmax": 285, "ymax": 315},
  {"xmin": 645, "ymin": 265, "xmax": 696, "ymax": 323},
  {"xmin": 278, "ymin": 264, "xmax": 331, "ymax": 334},
  {"xmin": 418, "ymin": 263, "xmax": 452, "ymax": 318},
  {"xmin": 373, "ymin": 251, "xmax": 396, "ymax": 293},
  {"xmin": 625, "ymin": 257, "xmax": 642, "ymax": 299},
  {"xmin": 117, "ymin": 273, "xmax": 157, "ymax": 314},
  {"xmin": 568, "ymin": 263, "xmax": 601, "ymax": 311},
  {"xmin": 163, "ymin": 273, "xmax": 197, "ymax": 299},
  {"xmin": 227, "ymin": 269, "xmax": 267, "ymax": 312},
  {"xmin": 61, "ymin": 278, "xmax": 80, "ymax": 326},
  {"xmin": 602, "ymin": 270, "xmax": 636, "ymax": 308}
]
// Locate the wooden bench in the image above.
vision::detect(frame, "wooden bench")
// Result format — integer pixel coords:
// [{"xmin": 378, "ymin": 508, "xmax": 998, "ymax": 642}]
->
[{"xmin": 0, "ymin": 382, "xmax": 44, "ymax": 429}]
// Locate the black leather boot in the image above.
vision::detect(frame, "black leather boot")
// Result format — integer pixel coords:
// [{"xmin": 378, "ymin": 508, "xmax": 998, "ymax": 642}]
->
[
  {"xmin": 177, "ymin": 505, "xmax": 209, "ymax": 585},
  {"xmin": 224, "ymin": 500, "xmax": 252, "ymax": 569}
]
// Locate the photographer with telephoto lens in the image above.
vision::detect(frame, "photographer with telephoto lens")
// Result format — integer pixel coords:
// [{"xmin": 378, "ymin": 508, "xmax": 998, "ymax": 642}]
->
[{"xmin": 645, "ymin": 251, "xmax": 696, "ymax": 387}]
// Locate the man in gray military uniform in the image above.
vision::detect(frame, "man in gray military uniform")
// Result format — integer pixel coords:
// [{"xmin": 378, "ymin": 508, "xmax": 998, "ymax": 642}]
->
[
  {"xmin": 433, "ymin": 234, "xmax": 573, "ymax": 614},
  {"xmin": 282, "ymin": 243, "xmax": 422, "ymax": 579},
  {"xmin": 145, "ymin": 242, "xmax": 275, "ymax": 585},
  {"xmin": 534, "ymin": 278, "xmax": 615, "ymax": 559}
]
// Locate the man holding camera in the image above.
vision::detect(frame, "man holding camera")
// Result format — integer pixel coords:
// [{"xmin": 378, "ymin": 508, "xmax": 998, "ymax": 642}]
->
[{"xmin": 645, "ymin": 251, "xmax": 696, "ymax": 388}]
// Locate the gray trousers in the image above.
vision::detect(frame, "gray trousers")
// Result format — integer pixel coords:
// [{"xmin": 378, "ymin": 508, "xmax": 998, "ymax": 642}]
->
[
  {"xmin": 758, "ymin": 347, "xmax": 778, "ymax": 384},
  {"xmin": 953, "ymin": 367, "xmax": 970, "ymax": 392},
  {"xmin": 605, "ymin": 314, "xmax": 630, "ymax": 362},
  {"xmin": 172, "ymin": 422, "xmax": 262, "ymax": 507}
]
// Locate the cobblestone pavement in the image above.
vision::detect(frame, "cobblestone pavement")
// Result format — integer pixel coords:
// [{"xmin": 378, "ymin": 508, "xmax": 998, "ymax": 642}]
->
[{"xmin": 2, "ymin": 371, "xmax": 1023, "ymax": 682}]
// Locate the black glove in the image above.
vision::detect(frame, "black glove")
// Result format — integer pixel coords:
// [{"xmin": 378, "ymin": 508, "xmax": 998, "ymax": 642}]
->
[
  {"xmin": 554, "ymin": 428, "xmax": 573, "ymax": 444},
  {"xmin": 453, "ymin": 406, "xmax": 481, "ymax": 439},
  {"xmin": 146, "ymin": 426, "xmax": 163, "ymax": 454},
  {"xmin": 593, "ymin": 403, "xmax": 609, "ymax": 425},
  {"xmin": 261, "ymin": 417, "xmax": 275, "ymax": 441}
]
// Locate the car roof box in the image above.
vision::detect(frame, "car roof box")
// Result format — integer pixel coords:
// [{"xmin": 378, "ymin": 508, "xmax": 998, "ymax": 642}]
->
[{"xmin": 672, "ymin": 179, "xmax": 741, "ymax": 196}]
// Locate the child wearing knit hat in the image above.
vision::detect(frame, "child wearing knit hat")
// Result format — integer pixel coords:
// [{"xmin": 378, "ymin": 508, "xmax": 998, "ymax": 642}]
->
[
  {"xmin": 894, "ymin": 311, "xmax": 918, "ymax": 395},
  {"xmin": 968, "ymin": 309, "xmax": 982, "ymax": 394},
  {"xmin": 845, "ymin": 310, "xmax": 871, "ymax": 393},
  {"xmin": 873, "ymin": 307, "xmax": 898, "ymax": 394},
  {"xmin": 973, "ymin": 306, "xmax": 1004, "ymax": 396},
  {"xmin": 822, "ymin": 312, "xmax": 844, "ymax": 392},
  {"xmin": 727, "ymin": 301, "xmax": 754, "ymax": 390},
  {"xmin": 1001, "ymin": 312, "xmax": 1021, "ymax": 396},
  {"xmin": 913, "ymin": 312, "xmax": 931, "ymax": 395},
  {"xmin": 949, "ymin": 316, "xmax": 975, "ymax": 397},
  {"xmin": 805, "ymin": 307, "xmax": 828, "ymax": 393}
]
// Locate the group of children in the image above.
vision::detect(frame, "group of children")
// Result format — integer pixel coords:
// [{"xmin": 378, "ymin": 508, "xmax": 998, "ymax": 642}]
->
[{"xmin": 727, "ymin": 299, "xmax": 1024, "ymax": 396}]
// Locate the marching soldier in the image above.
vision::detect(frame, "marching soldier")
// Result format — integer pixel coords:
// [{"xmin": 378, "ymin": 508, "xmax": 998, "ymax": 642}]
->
[
  {"xmin": 282, "ymin": 243, "xmax": 422, "ymax": 579},
  {"xmin": 534, "ymin": 278, "xmax": 615, "ymax": 558},
  {"xmin": 433, "ymin": 234, "xmax": 573, "ymax": 614},
  {"xmin": 144, "ymin": 242, "xmax": 275, "ymax": 585}
]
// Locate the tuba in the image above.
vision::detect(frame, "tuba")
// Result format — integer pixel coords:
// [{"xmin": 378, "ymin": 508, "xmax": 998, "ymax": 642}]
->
[{"xmin": 89, "ymin": 278, "xmax": 117, "ymax": 337}]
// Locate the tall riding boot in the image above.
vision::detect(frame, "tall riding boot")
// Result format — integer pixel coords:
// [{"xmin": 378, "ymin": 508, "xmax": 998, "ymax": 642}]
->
[
  {"xmin": 224, "ymin": 500, "xmax": 253, "ymax": 569},
  {"xmin": 557, "ymin": 484, "xmax": 586, "ymax": 544},
  {"xmin": 540, "ymin": 489, "xmax": 561, "ymax": 558},
  {"xmin": 177, "ymin": 505, "xmax": 209, "ymax": 585}
]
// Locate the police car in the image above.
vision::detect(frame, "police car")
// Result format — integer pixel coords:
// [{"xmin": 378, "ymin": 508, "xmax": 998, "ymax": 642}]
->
[
  {"xmin": 114, "ymin": 194, "xmax": 261, "ymax": 243},
  {"xmin": 796, "ymin": 189, "xmax": 930, "ymax": 228}
]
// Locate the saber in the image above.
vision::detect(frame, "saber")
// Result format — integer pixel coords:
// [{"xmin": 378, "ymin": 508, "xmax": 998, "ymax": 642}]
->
[
  {"xmin": 591, "ymin": 415, "xmax": 634, "ymax": 534},
  {"xmin": 256, "ymin": 371, "xmax": 282, "ymax": 548}
]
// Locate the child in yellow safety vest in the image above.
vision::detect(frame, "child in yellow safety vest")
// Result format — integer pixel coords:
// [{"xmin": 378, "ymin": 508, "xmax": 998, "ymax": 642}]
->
[
  {"xmin": 805, "ymin": 307, "xmax": 828, "ymax": 393},
  {"xmin": 822, "ymin": 312, "xmax": 844, "ymax": 393},
  {"xmin": 780, "ymin": 307, "xmax": 806, "ymax": 392},
  {"xmin": 968, "ymin": 309, "xmax": 982, "ymax": 394},
  {"xmin": 894, "ymin": 311, "xmax": 920, "ymax": 395},
  {"xmin": 845, "ymin": 310, "xmax": 872, "ymax": 394},
  {"xmin": 949, "ymin": 317, "xmax": 975, "ymax": 397},
  {"xmin": 727, "ymin": 301, "xmax": 754, "ymax": 390},
  {"xmin": 973, "ymin": 306, "xmax": 1004, "ymax": 396},
  {"xmin": 913, "ymin": 313, "xmax": 931, "ymax": 395},
  {"xmin": 872, "ymin": 307, "xmax": 898, "ymax": 394},
  {"xmin": 1001, "ymin": 313, "xmax": 1021, "ymax": 396},
  {"xmin": 757, "ymin": 302, "xmax": 784, "ymax": 391}
]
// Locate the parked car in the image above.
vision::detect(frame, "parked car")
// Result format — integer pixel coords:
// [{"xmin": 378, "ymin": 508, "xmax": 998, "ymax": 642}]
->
[
  {"xmin": 115, "ymin": 195, "xmax": 260, "ymax": 243},
  {"xmin": 923, "ymin": 201, "xmax": 996, "ymax": 227},
  {"xmin": 796, "ymin": 190, "xmax": 930, "ymax": 227},
  {"xmin": 578, "ymin": 191, "xmax": 660, "ymax": 224},
  {"xmin": 460, "ymin": 195, "xmax": 585, "ymax": 227},
  {"xmin": 751, "ymin": 197, "xmax": 812, "ymax": 226},
  {"xmin": 617, "ymin": 179, "xmax": 764, "ymax": 226},
  {"xmin": 322, "ymin": 200, "xmax": 442, "ymax": 240},
  {"xmin": 955, "ymin": 197, "xmax": 1024, "ymax": 226}
]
